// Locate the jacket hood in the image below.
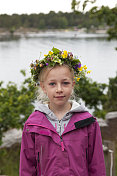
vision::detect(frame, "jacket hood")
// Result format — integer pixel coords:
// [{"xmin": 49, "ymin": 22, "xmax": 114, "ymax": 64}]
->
[{"xmin": 34, "ymin": 100, "xmax": 87, "ymax": 117}]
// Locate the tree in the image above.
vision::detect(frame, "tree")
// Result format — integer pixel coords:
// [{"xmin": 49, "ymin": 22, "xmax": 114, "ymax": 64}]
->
[
  {"xmin": 71, "ymin": 0, "xmax": 117, "ymax": 49},
  {"xmin": 0, "ymin": 70, "xmax": 36, "ymax": 145},
  {"xmin": 71, "ymin": 0, "xmax": 96, "ymax": 12},
  {"xmin": 103, "ymin": 74, "xmax": 117, "ymax": 112},
  {"xmin": 89, "ymin": 6, "xmax": 117, "ymax": 41},
  {"xmin": 74, "ymin": 74, "xmax": 117, "ymax": 118},
  {"xmin": 74, "ymin": 77, "xmax": 108, "ymax": 118}
]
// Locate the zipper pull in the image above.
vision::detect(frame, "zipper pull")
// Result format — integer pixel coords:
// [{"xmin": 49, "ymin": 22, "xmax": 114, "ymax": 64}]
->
[{"xmin": 60, "ymin": 136, "xmax": 64, "ymax": 151}]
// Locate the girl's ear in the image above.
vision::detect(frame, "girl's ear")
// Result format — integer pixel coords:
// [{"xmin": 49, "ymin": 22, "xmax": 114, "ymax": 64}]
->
[
  {"xmin": 72, "ymin": 80, "xmax": 75, "ymax": 88},
  {"xmin": 40, "ymin": 82, "xmax": 47, "ymax": 94}
]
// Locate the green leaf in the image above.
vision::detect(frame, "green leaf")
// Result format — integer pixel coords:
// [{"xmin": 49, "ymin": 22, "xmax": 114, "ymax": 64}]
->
[
  {"xmin": 52, "ymin": 47, "xmax": 60, "ymax": 54},
  {"xmin": 20, "ymin": 70, "xmax": 26, "ymax": 76}
]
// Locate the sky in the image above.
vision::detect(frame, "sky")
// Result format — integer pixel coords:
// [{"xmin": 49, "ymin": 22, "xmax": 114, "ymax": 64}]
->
[{"xmin": 0, "ymin": 0, "xmax": 116, "ymax": 15}]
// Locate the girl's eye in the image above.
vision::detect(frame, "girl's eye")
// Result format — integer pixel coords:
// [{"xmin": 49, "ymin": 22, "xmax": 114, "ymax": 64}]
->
[
  {"xmin": 49, "ymin": 82, "xmax": 55, "ymax": 86},
  {"xmin": 63, "ymin": 82, "xmax": 70, "ymax": 85}
]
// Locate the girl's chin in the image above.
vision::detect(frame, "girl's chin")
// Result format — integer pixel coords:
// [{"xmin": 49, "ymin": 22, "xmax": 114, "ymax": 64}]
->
[{"xmin": 52, "ymin": 100, "xmax": 69, "ymax": 107}]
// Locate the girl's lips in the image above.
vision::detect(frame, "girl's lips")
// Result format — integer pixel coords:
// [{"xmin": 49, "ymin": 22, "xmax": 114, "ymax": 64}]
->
[{"xmin": 55, "ymin": 96, "xmax": 65, "ymax": 98}]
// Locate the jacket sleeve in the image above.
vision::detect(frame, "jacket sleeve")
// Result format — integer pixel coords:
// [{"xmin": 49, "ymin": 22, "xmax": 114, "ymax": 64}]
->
[
  {"xmin": 88, "ymin": 120, "xmax": 106, "ymax": 176},
  {"xmin": 19, "ymin": 124, "xmax": 37, "ymax": 176}
]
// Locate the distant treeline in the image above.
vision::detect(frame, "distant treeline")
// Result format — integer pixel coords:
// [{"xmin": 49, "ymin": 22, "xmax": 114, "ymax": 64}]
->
[
  {"xmin": 0, "ymin": 5, "xmax": 117, "ymax": 41},
  {"xmin": 0, "ymin": 10, "xmax": 108, "ymax": 31}
]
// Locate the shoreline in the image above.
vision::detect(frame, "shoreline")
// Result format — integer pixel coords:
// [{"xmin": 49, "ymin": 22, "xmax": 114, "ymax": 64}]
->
[{"xmin": 0, "ymin": 27, "xmax": 108, "ymax": 38}]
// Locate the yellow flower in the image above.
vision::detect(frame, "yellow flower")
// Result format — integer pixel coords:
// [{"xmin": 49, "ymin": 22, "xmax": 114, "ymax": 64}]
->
[
  {"xmin": 62, "ymin": 50, "xmax": 68, "ymax": 58},
  {"xmin": 48, "ymin": 51, "xmax": 53, "ymax": 55},
  {"xmin": 87, "ymin": 70, "xmax": 92, "ymax": 74},
  {"xmin": 77, "ymin": 78, "xmax": 80, "ymax": 81},
  {"xmin": 40, "ymin": 64, "xmax": 43, "ymax": 67},
  {"xmin": 78, "ymin": 67, "xmax": 83, "ymax": 71},
  {"xmin": 83, "ymin": 65, "xmax": 87, "ymax": 70},
  {"xmin": 44, "ymin": 54, "xmax": 47, "ymax": 57}
]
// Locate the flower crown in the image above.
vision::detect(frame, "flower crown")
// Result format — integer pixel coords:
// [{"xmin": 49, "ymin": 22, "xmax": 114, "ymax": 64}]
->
[{"xmin": 30, "ymin": 47, "xmax": 91, "ymax": 83}]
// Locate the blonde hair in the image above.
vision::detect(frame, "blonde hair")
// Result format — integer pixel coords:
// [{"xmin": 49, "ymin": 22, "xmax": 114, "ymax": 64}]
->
[
  {"xmin": 39, "ymin": 64, "xmax": 74, "ymax": 82},
  {"xmin": 36, "ymin": 64, "xmax": 76, "ymax": 103}
]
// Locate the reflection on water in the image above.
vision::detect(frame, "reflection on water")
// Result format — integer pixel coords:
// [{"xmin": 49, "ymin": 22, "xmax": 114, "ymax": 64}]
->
[
  {"xmin": 22, "ymin": 31, "xmax": 108, "ymax": 40},
  {"xmin": 0, "ymin": 31, "xmax": 117, "ymax": 86},
  {"xmin": 0, "ymin": 34, "xmax": 20, "ymax": 42},
  {"xmin": 0, "ymin": 31, "xmax": 108, "ymax": 41}
]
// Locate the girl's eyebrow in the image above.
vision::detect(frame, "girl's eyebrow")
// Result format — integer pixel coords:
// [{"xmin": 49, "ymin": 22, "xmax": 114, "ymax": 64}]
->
[
  {"xmin": 62, "ymin": 78, "xmax": 71, "ymax": 81},
  {"xmin": 48, "ymin": 79, "xmax": 56, "ymax": 82},
  {"xmin": 63, "ymin": 78, "xmax": 70, "ymax": 80},
  {"xmin": 48, "ymin": 78, "xmax": 70, "ymax": 82}
]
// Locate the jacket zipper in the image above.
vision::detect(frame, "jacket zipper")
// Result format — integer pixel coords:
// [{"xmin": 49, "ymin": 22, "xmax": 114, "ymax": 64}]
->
[
  {"xmin": 60, "ymin": 136, "xmax": 64, "ymax": 151},
  {"xmin": 59, "ymin": 120, "xmax": 65, "ymax": 152}
]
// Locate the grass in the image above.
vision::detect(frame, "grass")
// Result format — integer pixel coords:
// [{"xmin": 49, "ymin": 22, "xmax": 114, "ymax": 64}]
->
[{"xmin": 0, "ymin": 143, "xmax": 20, "ymax": 176}]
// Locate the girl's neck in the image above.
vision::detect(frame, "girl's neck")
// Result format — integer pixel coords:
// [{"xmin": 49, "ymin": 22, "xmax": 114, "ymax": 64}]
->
[{"xmin": 48, "ymin": 102, "xmax": 71, "ymax": 120}]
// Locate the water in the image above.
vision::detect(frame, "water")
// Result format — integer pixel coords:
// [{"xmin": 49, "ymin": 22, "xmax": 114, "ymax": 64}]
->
[{"xmin": 0, "ymin": 30, "xmax": 117, "ymax": 86}]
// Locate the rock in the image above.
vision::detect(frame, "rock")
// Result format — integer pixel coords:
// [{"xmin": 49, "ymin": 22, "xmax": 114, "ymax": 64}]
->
[{"xmin": 0, "ymin": 128, "xmax": 22, "ymax": 148}]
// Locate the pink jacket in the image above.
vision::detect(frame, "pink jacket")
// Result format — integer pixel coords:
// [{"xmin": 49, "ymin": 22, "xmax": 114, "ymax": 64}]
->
[{"xmin": 20, "ymin": 111, "xmax": 106, "ymax": 176}]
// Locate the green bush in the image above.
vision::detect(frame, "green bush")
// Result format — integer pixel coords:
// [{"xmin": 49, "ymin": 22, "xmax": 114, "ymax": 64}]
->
[
  {"xmin": 0, "ymin": 143, "xmax": 20, "ymax": 176},
  {"xmin": 0, "ymin": 70, "xmax": 36, "ymax": 145}
]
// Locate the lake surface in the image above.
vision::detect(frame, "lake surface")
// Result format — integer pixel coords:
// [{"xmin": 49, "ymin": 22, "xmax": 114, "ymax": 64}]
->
[{"xmin": 0, "ymin": 30, "xmax": 117, "ymax": 86}]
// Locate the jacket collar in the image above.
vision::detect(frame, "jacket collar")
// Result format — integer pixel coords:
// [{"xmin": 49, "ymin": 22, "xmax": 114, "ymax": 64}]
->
[
  {"xmin": 26, "ymin": 111, "xmax": 57, "ymax": 134},
  {"xmin": 62, "ymin": 111, "xmax": 93, "ymax": 135},
  {"xmin": 34, "ymin": 100, "xmax": 88, "ymax": 121},
  {"xmin": 26, "ymin": 111, "xmax": 93, "ymax": 135}
]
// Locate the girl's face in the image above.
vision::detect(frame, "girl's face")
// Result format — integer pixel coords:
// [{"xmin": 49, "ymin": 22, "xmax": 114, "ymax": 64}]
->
[{"xmin": 40, "ymin": 66, "xmax": 75, "ymax": 108}]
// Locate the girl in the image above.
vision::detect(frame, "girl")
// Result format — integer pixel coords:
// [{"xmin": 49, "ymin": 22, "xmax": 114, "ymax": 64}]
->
[{"xmin": 20, "ymin": 47, "xmax": 106, "ymax": 176}]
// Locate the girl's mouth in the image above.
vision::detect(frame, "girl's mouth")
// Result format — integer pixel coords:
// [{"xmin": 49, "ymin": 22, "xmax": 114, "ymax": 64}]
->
[{"xmin": 55, "ymin": 96, "xmax": 65, "ymax": 99}]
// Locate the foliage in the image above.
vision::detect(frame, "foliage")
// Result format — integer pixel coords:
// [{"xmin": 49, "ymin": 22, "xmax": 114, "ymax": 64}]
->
[
  {"xmin": 0, "ymin": 11, "xmax": 105, "ymax": 31},
  {"xmin": 71, "ymin": 0, "xmax": 96, "ymax": 11},
  {"xmin": 103, "ymin": 74, "xmax": 117, "ymax": 112},
  {"xmin": 89, "ymin": 6, "xmax": 117, "ymax": 41},
  {"xmin": 75, "ymin": 74, "xmax": 117, "ymax": 118},
  {"xmin": 0, "ymin": 143, "xmax": 20, "ymax": 176},
  {"xmin": 71, "ymin": 0, "xmax": 80, "ymax": 12},
  {"xmin": 74, "ymin": 77, "xmax": 108, "ymax": 118},
  {"xmin": 71, "ymin": 0, "xmax": 117, "ymax": 49},
  {"xmin": 0, "ymin": 70, "xmax": 36, "ymax": 145}
]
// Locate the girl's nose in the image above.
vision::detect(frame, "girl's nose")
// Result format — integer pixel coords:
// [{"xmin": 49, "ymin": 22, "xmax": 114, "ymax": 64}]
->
[{"xmin": 56, "ymin": 84, "xmax": 63, "ymax": 93}]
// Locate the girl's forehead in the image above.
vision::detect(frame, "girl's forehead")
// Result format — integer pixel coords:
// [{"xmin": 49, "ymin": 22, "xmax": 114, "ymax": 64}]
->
[
  {"xmin": 49, "ymin": 65, "xmax": 71, "ymax": 73},
  {"xmin": 46, "ymin": 66, "xmax": 72, "ymax": 78}
]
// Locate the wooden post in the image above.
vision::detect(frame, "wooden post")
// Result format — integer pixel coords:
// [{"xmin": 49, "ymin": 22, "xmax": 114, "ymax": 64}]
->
[{"xmin": 103, "ymin": 140, "xmax": 115, "ymax": 176}]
